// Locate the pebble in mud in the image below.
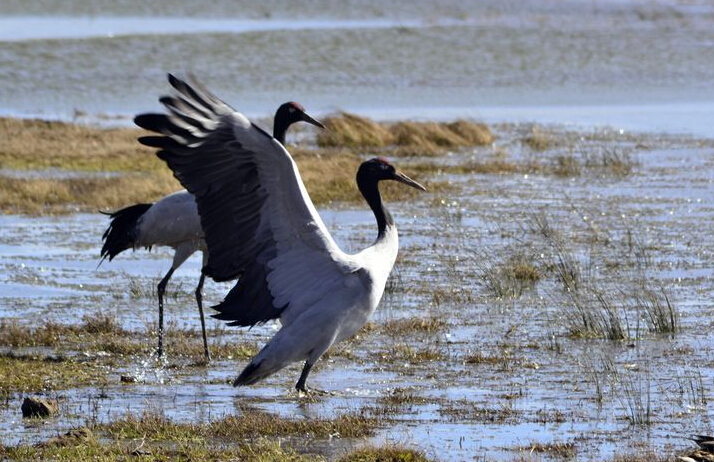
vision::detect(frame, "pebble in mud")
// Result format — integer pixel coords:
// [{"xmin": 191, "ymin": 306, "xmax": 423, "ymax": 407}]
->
[{"xmin": 21, "ymin": 397, "xmax": 59, "ymax": 418}]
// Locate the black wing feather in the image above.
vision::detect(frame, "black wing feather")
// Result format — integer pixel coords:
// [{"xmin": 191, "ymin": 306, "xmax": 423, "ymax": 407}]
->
[{"xmin": 135, "ymin": 74, "xmax": 287, "ymax": 326}]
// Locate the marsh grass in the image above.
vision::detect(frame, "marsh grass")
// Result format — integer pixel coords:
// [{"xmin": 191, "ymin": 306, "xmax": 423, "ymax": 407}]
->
[
  {"xmin": 612, "ymin": 368, "xmax": 652, "ymax": 426},
  {"xmin": 0, "ymin": 117, "xmax": 158, "ymax": 172},
  {"xmin": 0, "ymin": 315, "xmax": 253, "ymax": 361},
  {"xmin": 102, "ymin": 407, "xmax": 378, "ymax": 439},
  {"xmin": 582, "ymin": 356, "xmax": 616, "ymax": 405},
  {"xmin": 380, "ymin": 316, "xmax": 447, "ymax": 336},
  {"xmin": 565, "ymin": 289, "xmax": 632, "ymax": 341},
  {"xmin": 481, "ymin": 253, "xmax": 541, "ymax": 299},
  {"xmin": 5, "ymin": 426, "xmax": 433, "ymax": 462},
  {"xmin": 465, "ymin": 346, "xmax": 539, "ymax": 372},
  {"xmin": 464, "ymin": 350, "xmax": 513, "ymax": 367},
  {"xmin": 317, "ymin": 112, "xmax": 393, "ymax": 148},
  {"xmin": 673, "ymin": 368, "xmax": 707, "ymax": 408},
  {"xmin": 517, "ymin": 441, "xmax": 577, "ymax": 459},
  {"xmin": 0, "ymin": 352, "xmax": 110, "ymax": 398},
  {"xmin": 635, "ymin": 287, "xmax": 678, "ymax": 334},
  {"xmin": 439, "ymin": 399, "xmax": 519, "ymax": 424},
  {"xmin": 375, "ymin": 343, "xmax": 447, "ymax": 363},
  {"xmin": 337, "ymin": 446, "xmax": 435, "ymax": 462},
  {"xmin": 523, "ymin": 126, "xmax": 555, "ymax": 151},
  {"xmin": 0, "ymin": 172, "xmax": 181, "ymax": 214},
  {"xmin": 553, "ymin": 154, "xmax": 582, "ymax": 177},
  {"xmin": 549, "ymin": 149, "xmax": 634, "ymax": 178},
  {"xmin": 376, "ymin": 387, "xmax": 429, "ymax": 408},
  {"xmin": 316, "ymin": 112, "xmax": 493, "ymax": 155},
  {"xmin": 528, "ymin": 211, "xmax": 679, "ymax": 341},
  {"xmin": 5, "ymin": 431, "xmax": 317, "ymax": 462},
  {"xmin": 0, "ymin": 118, "xmax": 438, "ymax": 214},
  {"xmin": 585, "ymin": 148, "xmax": 634, "ymax": 176},
  {"xmin": 0, "ymin": 313, "xmax": 126, "ymax": 347}
]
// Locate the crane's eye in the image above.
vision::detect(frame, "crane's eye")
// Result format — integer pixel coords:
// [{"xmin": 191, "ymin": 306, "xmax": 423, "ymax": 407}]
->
[{"xmin": 288, "ymin": 107, "xmax": 296, "ymax": 113}]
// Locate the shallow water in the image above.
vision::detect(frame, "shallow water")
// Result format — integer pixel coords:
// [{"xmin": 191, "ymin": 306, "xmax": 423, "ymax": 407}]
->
[
  {"xmin": 1, "ymin": 124, "xmax": 714, "ymax": 460},
  {"xmin": 2, "ymin": 0, "xmax": 714, "ymax": 458},
  {"xmin": 1, "ymin": 0, "xmax": 714, "ymax": 135}
]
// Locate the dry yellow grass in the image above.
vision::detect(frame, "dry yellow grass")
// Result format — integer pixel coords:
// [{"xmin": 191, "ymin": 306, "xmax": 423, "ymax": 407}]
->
[
  {"xmin": 0, "ymin": 117, "xmax": 160, "ymax": 172},
  {"xmin": 0, "ymin": 118, "xmax": 444, "ymax": 214},
  {"xmin": 316, "ymin": 112, "xmax": 493, "ymax": 155},
  {"xmin": 317, "ymin": 112, "xmax": 394, "ymax": 148},
  {"xmin": 523, "ymin": 126, "xmax": 554, "ymax": 151},
  {"xmin": 0, "ymin": 171, "xmax": 181, "ymax": 214}
]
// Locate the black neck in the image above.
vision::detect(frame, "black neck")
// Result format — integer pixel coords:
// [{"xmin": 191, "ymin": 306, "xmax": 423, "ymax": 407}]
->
[
  {"xmin": 357, "ymin": 176, "xmax": 393, "ymax": 239},
  {"xmin": 273, "ymin": 117, "xmax": 289, "ymax": 145}
]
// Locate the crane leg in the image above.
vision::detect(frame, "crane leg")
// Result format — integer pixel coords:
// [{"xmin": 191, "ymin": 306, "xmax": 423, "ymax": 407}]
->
[
  {"xmin": 295, "ymin": 361, "xmax": 313, "ymax": 393},
  {"xmin": 156, "ymin": 267, "xmax": 174, "ymax": 358},
  {"xmin": 195, "ymin": 273, "xmax": 210, "ymax": 361}
]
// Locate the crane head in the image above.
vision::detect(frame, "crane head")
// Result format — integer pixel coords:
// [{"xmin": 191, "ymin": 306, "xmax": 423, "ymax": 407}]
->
[
  {"xmin": 359, "ymin": 157, "xmax": 426, "ymax": 191},
  {"xmin": 276, "ymin": 101, "xmax": 325, "ymax": 130}
]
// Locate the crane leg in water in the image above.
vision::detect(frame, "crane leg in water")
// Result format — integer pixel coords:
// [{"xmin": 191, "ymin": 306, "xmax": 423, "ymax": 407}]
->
[
  {"xmin": 295, "ymin": 361, "xmax": 313, "ymax": 393},
  {"xmin": 195, "ymin": 272, "xmax": 210, "ymax": 361},
  {"xmin": 156, "ymin": 267, "xmax": 175, "ymax": 358}
]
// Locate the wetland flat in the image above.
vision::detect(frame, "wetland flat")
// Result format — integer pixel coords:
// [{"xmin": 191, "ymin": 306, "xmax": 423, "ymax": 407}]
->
[
  {"xmin": 2, "ymin": 0, "xmax": 714, "ymax": 459},
  {"xmin": 1, "ymin": 116, "xmax": 713, "ymax": 461}
]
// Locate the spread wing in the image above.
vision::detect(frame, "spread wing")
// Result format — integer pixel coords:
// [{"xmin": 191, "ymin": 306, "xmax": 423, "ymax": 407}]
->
[{"xmin": 135, "ymin": 74, "xmax": 357, "ymax": 326}]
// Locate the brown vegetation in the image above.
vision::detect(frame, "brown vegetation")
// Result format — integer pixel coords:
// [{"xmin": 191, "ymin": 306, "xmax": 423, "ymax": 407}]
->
[
  {"xmin": 317, "ymin": 112, "xmax": 493, "ymax": 155},
  {"xmin": 0, "ymin": 117, "xmax": 449, "ymax": 214}
]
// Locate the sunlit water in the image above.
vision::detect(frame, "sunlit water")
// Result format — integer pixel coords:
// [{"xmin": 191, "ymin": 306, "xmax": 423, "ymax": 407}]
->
[
  {"xmin": 1, "ymin": 0, "xmax": 714, "ymax": 135},
  {"xmin": 1, "ymin": 0, "xmax": 714, "ymax": 459},
  {"xmin": 1, "ymin": 124, "xmax": 714, "ymax": 460}
]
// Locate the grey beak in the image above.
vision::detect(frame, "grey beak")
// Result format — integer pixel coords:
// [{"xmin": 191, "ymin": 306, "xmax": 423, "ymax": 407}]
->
[
  {"xmin": 394, "ymin": 171, "xmax": 427, "ymax": 191},
  {"xmin": 301, "ymin": 111, "xmax": 325, "ymax": 130}
]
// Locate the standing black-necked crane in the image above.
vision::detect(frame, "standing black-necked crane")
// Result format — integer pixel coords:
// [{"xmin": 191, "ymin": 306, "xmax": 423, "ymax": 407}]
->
[
  {"xmin": 100, "ymin": 99, "xmax": 325, "ymax": 362},
  {"xmin": 135, "ymin": 74, "xmax": 425, "ymax": 392}
]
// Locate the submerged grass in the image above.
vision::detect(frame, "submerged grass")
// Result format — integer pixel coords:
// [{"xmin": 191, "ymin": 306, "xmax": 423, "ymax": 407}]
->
[
  {"xmin": 380, "ymin": 316, "xmax": 447, "ymax": 336},
  {"xmin": 481, "ymin": 253, "xmax": 541, "ymax": 299},
  {"xmin": 516, "ymin": 441, "xmax": 577, "ymax": 459}
]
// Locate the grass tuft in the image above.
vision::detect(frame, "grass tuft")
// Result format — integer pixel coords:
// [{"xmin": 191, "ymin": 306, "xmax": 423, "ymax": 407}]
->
[
  {"xmin": 102, "ymin": 408, "xmax": 378, "ymax": 440},
  {"xmin": 481, "ymin": 254, "xmax": 541, "ymax": 299},
  {"xmin": 316, "ymin": 112, "xmax": 493, "ymax": 156},
  {"xmin": 381, "ymin": 316, "xmax": 447, "ymax": 336},
  {"xmin": 337, "ymin": 446, "xmax": 435, "ymax": 462},
  {"xmin": 317, "ymin": 112, "xmax": 394, "ymax": 148}
]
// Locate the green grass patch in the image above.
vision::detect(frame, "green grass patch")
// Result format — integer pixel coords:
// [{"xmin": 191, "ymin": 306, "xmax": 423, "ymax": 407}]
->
[
  {"xmin": 102, "ymin": 407, "xmax": 378, "ymax": 440},
  {"xmin": 0, "ymin": 352, "xmax": 109, "ymax": 398}
]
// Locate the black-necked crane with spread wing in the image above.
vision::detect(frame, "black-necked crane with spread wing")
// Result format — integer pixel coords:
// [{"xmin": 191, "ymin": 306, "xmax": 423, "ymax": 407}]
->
[{"xmin": 135, "ymin": 74, "xmax": 425, "ymax": 392}]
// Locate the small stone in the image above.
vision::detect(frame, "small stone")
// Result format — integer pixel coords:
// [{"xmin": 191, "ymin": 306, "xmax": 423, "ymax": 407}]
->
[
  {"xmin": 120, "ymin": 375, "xmax": 136, "ymax": 383},
  {"xmin": 21, "ymin": 397, "xmax": 59, "ymax": 418}
]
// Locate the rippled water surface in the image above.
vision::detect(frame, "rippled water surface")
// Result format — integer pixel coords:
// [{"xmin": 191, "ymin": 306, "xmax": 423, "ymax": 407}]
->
[
  {"xmin": 1, "ymin": 0, "xmax": 713, "ymax": 134},
  {"xmin": 2, "ymin": 1, "xmax": 714, "ymax": 460},
  {"xmin": 1, "ymin": 123, "xmax": 714, "ymax": 460}
]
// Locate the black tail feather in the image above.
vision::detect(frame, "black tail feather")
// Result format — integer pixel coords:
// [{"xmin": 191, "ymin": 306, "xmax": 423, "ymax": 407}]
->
[
  {"xmin": 100, "ymin": 203, "xmax": 153, "ymax": 263},
  {"xmin": 233, "ymin": 360, "xmax": 263, "ymax": 387}
]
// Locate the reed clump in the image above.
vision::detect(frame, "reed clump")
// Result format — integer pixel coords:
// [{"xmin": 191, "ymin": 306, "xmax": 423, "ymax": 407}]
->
[{"xmin": 316, "ymin": 112, "xmax": 493, "ymax": 155}]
